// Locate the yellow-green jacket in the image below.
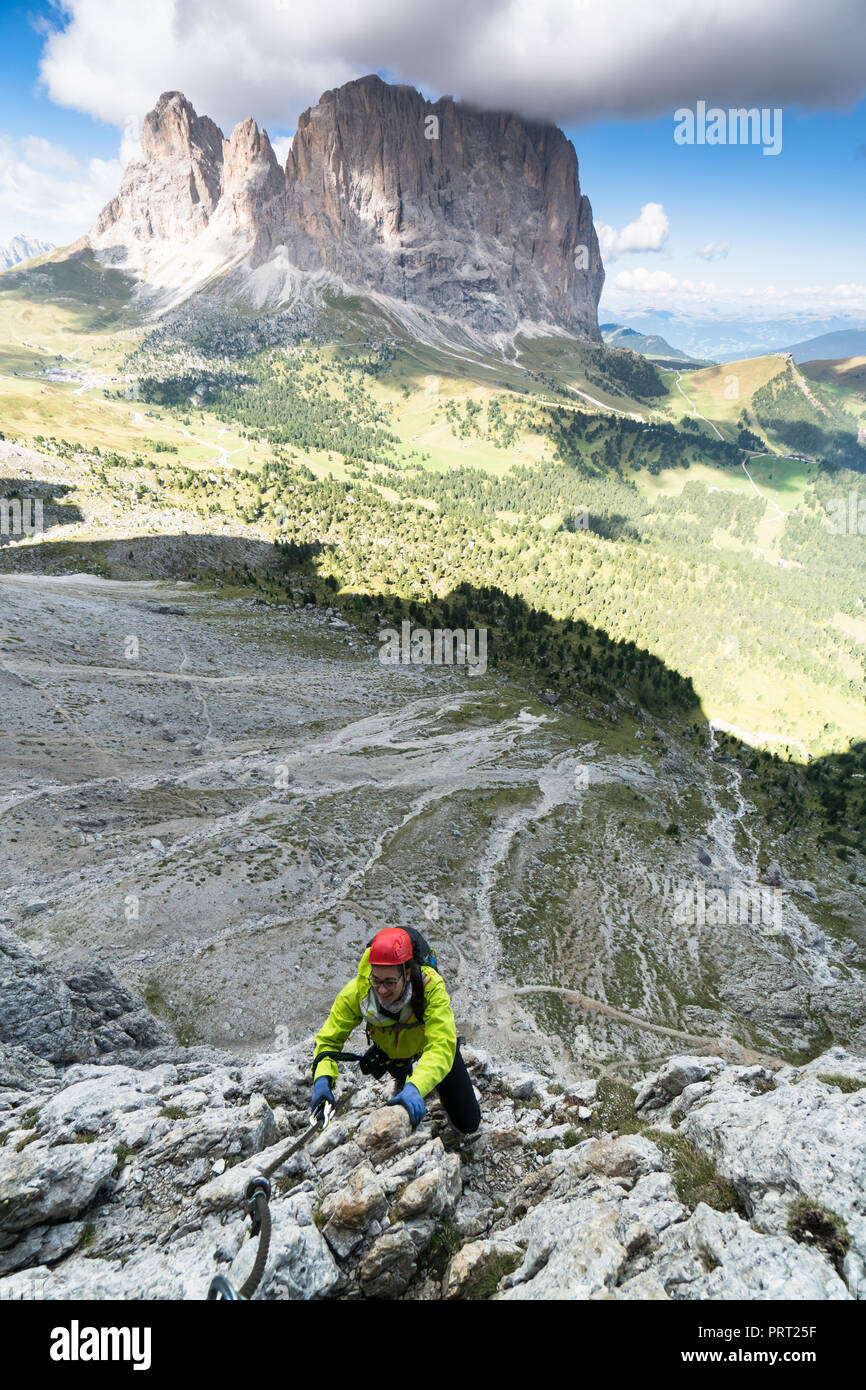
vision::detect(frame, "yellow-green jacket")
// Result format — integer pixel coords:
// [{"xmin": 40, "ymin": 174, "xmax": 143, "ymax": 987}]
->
[{"xmin": 312, "ymin": 949, "xmax": 457, "ymax": 1098}]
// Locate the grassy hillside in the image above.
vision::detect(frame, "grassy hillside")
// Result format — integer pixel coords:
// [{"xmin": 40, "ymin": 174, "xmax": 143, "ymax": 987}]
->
[
  {"xmin": 670, "ymin": 355, "xmax": 788, "ymax": 436},
  {"xmin": 0, "ymin": 250, "xmax": 140, "ymax": 375},
  {"xmin": 1, "ymin": 274, "xmax": 866, "ymax": 763},
  {"xmin": 801, "ymin": 357, "xmax": 866, "ymax": 420}
]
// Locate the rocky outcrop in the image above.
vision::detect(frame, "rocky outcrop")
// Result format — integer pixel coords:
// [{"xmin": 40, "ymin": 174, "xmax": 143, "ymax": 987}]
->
[
  {"xmin": 0, "ymin": 927, "xmax": 171, "ymax": 1070},
  {"xmin": 221, "ymin": 117, "xmax": 284, "ymax": 239},
  {"xmin": 1, "ymin": 929, "xmax": 863, "ymax": 1299},
  {"xmin": 89, "ymin": 92, "xmax": 283, "ymax": 298},
  {"xmin": 643, "ymin": 1048, "xmax": 866, "ymax": 1298},
  {"xmin": 86, "ymin": 78, "xmax": 603, "ymax": 337}
]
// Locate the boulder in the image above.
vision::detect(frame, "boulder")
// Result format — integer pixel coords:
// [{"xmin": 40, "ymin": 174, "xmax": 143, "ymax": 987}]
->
[
  {"xmin": 442, "ymin": 1238, "xmax": 522, "ymax": 1300},
  {"xmin": 322, "ymin": 1167, "xmax": 387, "ymax": 1258},
  {"xmin": 358, "ymin": 1226, "xmax": 418, "ymax": 1298},
  {"xmin": 635, "ymin": 1056, "xmax": 727, "ymax": 1111},
  {"xmin": 0, "ymin": 1140, "xmax": 117, "ymax": 1233}
]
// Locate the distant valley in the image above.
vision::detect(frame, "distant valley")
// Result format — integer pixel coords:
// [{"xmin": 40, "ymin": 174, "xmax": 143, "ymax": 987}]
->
[{"xmin": 0, "ymin": 76, "xmax": 864, "ymax": 1076}]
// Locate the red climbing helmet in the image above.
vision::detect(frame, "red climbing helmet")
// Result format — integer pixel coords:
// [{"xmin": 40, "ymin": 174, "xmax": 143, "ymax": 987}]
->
[{"xmin": 369, "ymin": 928, "xmax": 413, "ymax": 966}]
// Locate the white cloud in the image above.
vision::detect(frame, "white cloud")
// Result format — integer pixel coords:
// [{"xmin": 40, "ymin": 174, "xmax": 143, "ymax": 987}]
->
[
  {"xmin": 119, "ymin": 116, "xmax": 143, "ymax": 170},
  {"xmin": 20, "ymin": 136, "xmax": 81, "ymax": 173},
  {"xmin": 34, "ymin": 0, "xmax": 866, "ymax": 136},
  {"xmin": 605, "ymin": 269, "xmax": 866, "ymax": 319},
  {"xmin": 597, "ymin": 204, "xmax": 669, "ymax": 261},
  {"xmin": 0, "ymin": 134, "xmax": 124, "ymax": 242},
  {"xmin": 697, "ymin": 241, "xmax": 731, "ymax": 261},
  {"xmin": 612, "ymin": 268, "xmax": 680, "ymax": 294},
  {"xmin": 270, "ymin": 136, "xmax": 293, "ymax": 168}
]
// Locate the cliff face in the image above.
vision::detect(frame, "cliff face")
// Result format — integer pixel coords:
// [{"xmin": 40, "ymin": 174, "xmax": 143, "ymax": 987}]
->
[
  {"xmin": 90, "ymin": 91, "xmax": 285, "ymax": 292},
  {"xmin": 279, "ymin": 75, "xmax": 603, "ymax": 335},
  {"xmin": 87, "ymin": 78, "xmax": 603, "ymax": 336},
  {"xmin": 92, "ymin": 92, "xmax": 227, "ymax": 248}
]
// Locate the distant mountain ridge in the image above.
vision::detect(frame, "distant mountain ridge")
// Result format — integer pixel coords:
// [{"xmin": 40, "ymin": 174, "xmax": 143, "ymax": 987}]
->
[
  {"xmin": 0, "ymin": 235, "xmax": 54, "ymax": 272},
  {"xmin": 79, "ymin": 77, "xmax": 604, "ymax": 340},
  {"xmin": 600, "ymin": 321, "xmax": 712, "ymax": 365},
  {"xmin": 592, "ymin": 310, "xmax": 866, "ymax": 364},
  {"xmin": 783, "ymin": 329, "xmax": 866, "ymax": 363}
]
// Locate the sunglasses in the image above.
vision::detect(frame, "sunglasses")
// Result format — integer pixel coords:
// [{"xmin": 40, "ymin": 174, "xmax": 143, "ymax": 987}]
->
[{"xmin": 371, "ymin": 970, "xmax": 405, "ymax": 990}]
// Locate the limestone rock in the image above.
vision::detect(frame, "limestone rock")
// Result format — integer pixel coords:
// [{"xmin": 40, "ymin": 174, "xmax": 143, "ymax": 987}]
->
[
  {"xmin": 0, "ymin": 1220, "xmax": 84, "ymax": 1275},
  {"xmin": 62, "ymin": 966, "xmax": 172, "ymax": 1052},
  {"xmin": 0, "ymin": 927, "xmax": 86, "ymax": 1062},
  {"xmin": 549, "ymin": 1134, "xmax": 665, "ymax": 1185},
  {"xmin": 240, "ymin": 1203, "xmax": 342, "ymax": 1302},
  {"xmin": 0, "ymin": 930, "xmax": 171, "ymax": 1066},
  {"xmin": 652, "ymin": 1203, "xmax": 851, "ymax": 1301},
  {"xmin": 678, "ymin": 1057, "xmax": 866, "ymax": 1287},
  {"xmin": 635, "ymin": 1056, "xmax": 727, "ymax": 1111},
  {"xmin": 358, "ymin": 1226, "xmax": 418, "ymax": 1298},
  {"xmin": 93, "ymin": 92, "xmax": 224, "ymax": 251},
  {"xmin": 442, "ymin": 1238, "xmax": 522, "ymax": 1300},
  {"xmin": 0, "ymin": 981, "xmax": 862, "ymax": 1304},
  {"xmin": 0, "ymin": 1042, "xmax": 57, "ymax": 1094},
  {"xmin": 498, "ymin": 1198, "xmax": 628, "ymax": 1300},
  {"xmin": 322, "ymin": 1167, "xmax": 387, "ymax": 1258},
  {"xmin": 355, "ymin": 1106, "xmax": 412, "ymax": 1160},
  {"xmin": 0, "ymin": 1140, "xmax": 117, "ymax": 1232}
]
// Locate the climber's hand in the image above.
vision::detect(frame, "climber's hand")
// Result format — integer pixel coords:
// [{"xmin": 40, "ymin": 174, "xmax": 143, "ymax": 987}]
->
[
  {"xmin": 310, "ymin": 1076, "xmax": 335, "ymax": 1124},
  {"xmin": 387, "ymin": 1081, "xmax": 426, "ymax": 1129}
]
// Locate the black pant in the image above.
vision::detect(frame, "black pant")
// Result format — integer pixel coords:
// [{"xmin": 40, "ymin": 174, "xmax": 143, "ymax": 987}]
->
[{"xmin": 388, "ymin": 1043, "xmax": 481, "ymax": 1134}]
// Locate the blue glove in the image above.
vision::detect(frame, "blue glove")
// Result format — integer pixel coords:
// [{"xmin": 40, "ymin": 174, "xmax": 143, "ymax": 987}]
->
[
  {"xmin": 387, "ymin": 1081, "xmax": 426, "ymax": 1129},
  {"xmin": 311, "ymin": 1076, "xmax": 334, "ymax": 1119}
]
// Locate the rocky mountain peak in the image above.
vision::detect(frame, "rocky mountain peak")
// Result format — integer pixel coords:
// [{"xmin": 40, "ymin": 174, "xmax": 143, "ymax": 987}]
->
[
  {"xmin": 221, "ymin": 117, "xmax": 284, "ymax": 236},
  {"xmin": 282, "ymin": 74, "xmax": 603, "ymax": 335},
  {"xmin": 86, "ymin": 77, "xmax": 603, "ymax": 337},
  {"xmin": 226, "ymin": 120, "xmax": 281, "ymax": 183},
  {"xmin": 0, "ymin": 234, "xmax": 55, "ymax": 272},
  {"xmin": 92, "ymin": 91, "xmax": 225, "ymax": 253},
  {"xmin": 140, "ymin": 90, "xmax": 224, "ymax": 170}
]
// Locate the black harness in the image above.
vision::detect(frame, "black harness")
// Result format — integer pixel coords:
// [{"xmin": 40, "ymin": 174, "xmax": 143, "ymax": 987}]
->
[{"xmin": 313, "ymin": 1043, "xmax": 414, "ymax": 1084}]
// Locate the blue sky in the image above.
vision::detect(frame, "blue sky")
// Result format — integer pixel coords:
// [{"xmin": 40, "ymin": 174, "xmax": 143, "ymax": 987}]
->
[
  {"xmin": 0, "ymin": 2, "xmax": 116, "ymax": 154},
  {"xmin": 574, "ymin": 105, "xmax": 866, "ymax": 290},
  {"xmin": 1, "ymin": 0, "xmax": 864, "ymax": 348}
]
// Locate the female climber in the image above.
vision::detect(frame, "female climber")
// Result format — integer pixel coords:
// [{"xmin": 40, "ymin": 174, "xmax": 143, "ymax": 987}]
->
[{"xmin": 310, "ymin": 927, "xmax": 481, "ymax": 1133}]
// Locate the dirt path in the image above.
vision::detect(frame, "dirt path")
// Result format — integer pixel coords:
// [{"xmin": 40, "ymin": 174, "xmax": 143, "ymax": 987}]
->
[
  {"xmin": 672, "ymin": 371, "xmax": 725, "ymax": 440},
  {"xmin": 739, "ymin": 456, "xmax": 785, "ymax": 519},
  {"xmin": 95, "ymin": 396, "xmax": 250, "ymax": 468},
  {"xmin": 503, "ymin": 984, "xmax": 786, "ymax": 1068},
  {"xmin": 567, "ymin": 384, "xmax": 644, "ymax": 420},
  {"xmin": 790, "ymin": 362, "xmax": 832, "ymax": 418},
  {"xmin": 179, "ymin": 427, "xmax": 249, "ymax": 466}
]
